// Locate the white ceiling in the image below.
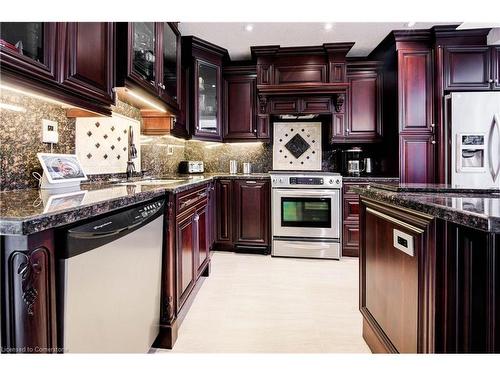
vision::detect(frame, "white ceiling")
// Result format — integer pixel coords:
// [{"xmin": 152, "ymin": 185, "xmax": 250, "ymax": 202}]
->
[{"xmin": 178, "ymin": 22, "xmax": 457, "ymax": 60}]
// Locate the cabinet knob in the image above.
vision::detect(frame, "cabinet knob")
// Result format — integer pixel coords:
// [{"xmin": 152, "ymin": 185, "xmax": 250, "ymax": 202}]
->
[
  {"xmin": 495, "ymin": 79, "xmax": 499, "ymax": 84},
  {"xmin": 431, "ymin": 140, "xmax": 436, "ymax": 144},
  {"xmin": 488, "ymin": 79, "xmax": 494, "ymax": 83}
]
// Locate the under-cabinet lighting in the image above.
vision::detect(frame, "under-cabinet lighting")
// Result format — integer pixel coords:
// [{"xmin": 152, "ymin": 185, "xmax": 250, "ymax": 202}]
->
[
  {"xmin": 229, "ymin": 142, "xmax": 263, "ymax": 147},
  {"xmin": 0, "ymin": 84, "xmax": 70, "ymax": 107},
  {"xmin": 245, "ymin": 24, "xmax": 253, "ymax": 32},
  {"xmin": 0, "ymin": 102, "xmax": 26, "ymax": 112},
  {"xmin": 205, "ymin": 143, "xmax": 224, "ymax": 149},
  {"xmin": 125, "ymin": 89, "xmax": 166, "ymax": 113},
  {"xmin": 407, "ymin": 21, "xmax": 416, "ymax": 27},
  {"xmin": 324, "ymin": 23, "xmax": 334, "ymax": 31},
  {"xmin": 161, "ymin": 134, "xmax": 185, "ymax": 141}
]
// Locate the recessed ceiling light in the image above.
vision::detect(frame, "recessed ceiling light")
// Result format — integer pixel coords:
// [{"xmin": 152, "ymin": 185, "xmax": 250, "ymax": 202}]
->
[
  {"xmin": 324, "ymin": 23, "xmax": 333, "ymax": 31},
  {"xmin": 407, "ymin": 21, "xmax": 416, "ymax": 27},
  {"xmin": 245, "ymin": 24, "xmax": 253, "ymax": 32}
]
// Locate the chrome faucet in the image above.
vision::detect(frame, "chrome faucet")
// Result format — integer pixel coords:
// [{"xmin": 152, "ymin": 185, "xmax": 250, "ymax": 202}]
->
[{"xmin": 126, "ymin": 125, "xmax": 138, "ymax": 180}]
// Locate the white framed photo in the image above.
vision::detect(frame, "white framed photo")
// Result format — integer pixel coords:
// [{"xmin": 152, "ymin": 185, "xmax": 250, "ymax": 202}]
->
[{"xmin": 37, "ymin": 153, "xmax": 88, "ymax": 184}]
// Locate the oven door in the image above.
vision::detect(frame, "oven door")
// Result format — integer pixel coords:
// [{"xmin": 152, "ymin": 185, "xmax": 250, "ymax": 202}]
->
[{"xmin": 272, "ymin": 188, "xmax": 340, "ymax": 239}]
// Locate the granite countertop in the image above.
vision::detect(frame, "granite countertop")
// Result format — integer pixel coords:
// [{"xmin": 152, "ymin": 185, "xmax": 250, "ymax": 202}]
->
[
  {"xmin": 353, "ymin": 184, "xmax": 500, "ymax": 233},
  {"xmin": 0, "ymin": 173, "xmax": 271, "ymax": 236}
]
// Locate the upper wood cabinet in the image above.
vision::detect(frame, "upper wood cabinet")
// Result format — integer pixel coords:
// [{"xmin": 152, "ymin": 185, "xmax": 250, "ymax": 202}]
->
[
  {"xmin": 443, "ymin": 46, "xmax": 492, "ymax": 90},
  {"xmin": 116, "ymin": 22, "xmax": 181, "ymax": 112},
  {"xmin": 182, "ymin": 36, "xmax": 227, "ymax": 141},
  {"xmin": 0, "ymin": 22, "xmax": 58, "ymax": 83},
  {"xmin": 58, "ymin": 22, "xmax": 114, "ymax": 105},
  {"xmin": 223, "ymin": 66, "xmax": 258, "ymax": 141},
  {"xmin": 0, "ymin": 22, "xmax": 115, "ymax": 115},
  {"xmin": 345, "ymin": 61, "xmax": 383, "ymax": 142},
  {"xmin": 398, "ymin": 48, "xmax": 434, "ymax": 132}
]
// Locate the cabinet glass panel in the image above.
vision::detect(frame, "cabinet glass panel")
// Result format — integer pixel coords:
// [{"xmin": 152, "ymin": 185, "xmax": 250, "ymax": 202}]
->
[
  {"xmin": 198, "ymin": 62, "xmax": 218, "ymax": 133},
  {"xmin": 0, "ymin": 22, "xmax": 44, "ymax": 62},
  {"xmin": 162, "ymin": 24, "xmax": 178, "ymax": 100},
  {"xmin": 132, "ymin": 22, "xmax": 156, "ymax": 83}
]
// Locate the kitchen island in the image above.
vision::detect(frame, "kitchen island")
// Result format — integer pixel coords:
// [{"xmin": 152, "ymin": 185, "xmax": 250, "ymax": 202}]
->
[
  {"xmin": 0, "ymin": 173, "xmax": 270, "ymax": 353},
  {"xmin": 354, "ymin": 183, "xmax": 500, "ymax": 353}
]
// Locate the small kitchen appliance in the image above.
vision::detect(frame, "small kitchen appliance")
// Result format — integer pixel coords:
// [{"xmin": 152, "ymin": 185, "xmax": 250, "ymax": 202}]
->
[
  {"xmin": 342, "ymin": 147, "xmax": 363, "ymax": 176},
  {"xmin": 270, "ymin": 171, "xmax": 342, "ymax": 260},
  {"xmin": 178, "ymin": 160, "xmax": 204, "ymax": 174}
]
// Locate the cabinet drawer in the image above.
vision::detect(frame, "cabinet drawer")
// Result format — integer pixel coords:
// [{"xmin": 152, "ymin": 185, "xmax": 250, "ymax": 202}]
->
[
  {"xmin": 270, "ymin": 98, "xmax": 299, "ymax": 113},
  {"xmin": 176, "ymin": 185, "xmax": 208, "ymax": 214},
  {"xmin": 344, "ymin": 196, "xmax": 360, "ymax": 221},
  {"xmin": 301, "ymin": 97, "xmax": 331, "ymax": 113},
  {"xmin": 342, "ymin": 221, "xmax": 360, "ymax": 257}
]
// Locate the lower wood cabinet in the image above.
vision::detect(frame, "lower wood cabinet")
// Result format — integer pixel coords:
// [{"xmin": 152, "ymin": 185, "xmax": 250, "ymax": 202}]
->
[
  {"xmin": 174, "ymin": 184, "xmax": 211, "ymax": 313},
  {"xmin": 214, "ymin": 179, "xmax": 270, "ymax": 253},
  {"xmin": 360, "ymin": 198, "xmax": 435, "ymax": 353},
  {"xmin": 341, "ymin": 181, "xmax": 368, "ymax": 257}
]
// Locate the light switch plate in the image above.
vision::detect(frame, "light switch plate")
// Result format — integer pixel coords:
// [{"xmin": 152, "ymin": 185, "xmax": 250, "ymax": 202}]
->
[
  {"xmin": 167, "ymin": 145, "xmax": 174, "ymax": 155},
  {"xmin": 42, "ymin": 119, "xmax": 59, "ymax": 144}
]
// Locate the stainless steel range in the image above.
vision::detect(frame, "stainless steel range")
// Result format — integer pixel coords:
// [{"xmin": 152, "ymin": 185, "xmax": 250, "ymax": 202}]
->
[{"xmin": 270, "ymin": 172, "xmax": 342, "ymax": 260}]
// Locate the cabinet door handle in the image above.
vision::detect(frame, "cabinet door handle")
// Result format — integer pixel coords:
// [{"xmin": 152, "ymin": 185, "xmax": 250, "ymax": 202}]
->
[
  {"xmin": 194, "ymin": 214, "xmax": 199, "ymax": 222},
  {"xmin": 246, "ymin": 180, "xmax": 257, "ymax": 184}
]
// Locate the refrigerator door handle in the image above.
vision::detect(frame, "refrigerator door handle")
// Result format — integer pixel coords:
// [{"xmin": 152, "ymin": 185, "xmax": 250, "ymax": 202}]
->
[{"xmin": 487, "ymin": 114, "xmax": 500, "ymax": 182}]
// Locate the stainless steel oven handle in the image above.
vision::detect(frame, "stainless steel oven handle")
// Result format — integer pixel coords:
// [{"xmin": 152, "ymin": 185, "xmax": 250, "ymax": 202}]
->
[
  {"xmin": 273, "ymin": 189, "xmax": 340, "ymax": 197},
  {"xmin": 284, "ymin": 242, "xmax": 333, "ymax": 249}
]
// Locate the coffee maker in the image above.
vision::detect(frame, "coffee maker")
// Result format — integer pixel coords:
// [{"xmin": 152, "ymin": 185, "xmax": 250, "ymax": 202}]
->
[{"xmin": 341, "ymin": 147, "xmax": 374, "ymax": 176}]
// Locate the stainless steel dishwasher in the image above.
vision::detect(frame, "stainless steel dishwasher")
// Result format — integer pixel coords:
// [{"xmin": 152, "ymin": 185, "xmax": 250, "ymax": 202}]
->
[{"xmin": 58, "ymin": 198, "xmax": 165, "ymax": 353}]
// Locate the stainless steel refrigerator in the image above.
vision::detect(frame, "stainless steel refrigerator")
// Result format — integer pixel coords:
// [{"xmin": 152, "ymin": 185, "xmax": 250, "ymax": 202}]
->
[{"xmin": 447, "ymin": 92, "xmax": 500, "ymax": 189}]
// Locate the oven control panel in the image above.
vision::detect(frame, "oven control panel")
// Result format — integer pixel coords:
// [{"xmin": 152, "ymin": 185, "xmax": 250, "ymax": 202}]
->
[{"xmin": 271, "ymin": 174, "xmax": 342, "ymax": 188}]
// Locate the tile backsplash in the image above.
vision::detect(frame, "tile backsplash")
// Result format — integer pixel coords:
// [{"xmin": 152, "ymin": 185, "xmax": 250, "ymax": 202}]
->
[{"xmin": 75, "ymin": 114, "xmax": 141, "ymax": 174}]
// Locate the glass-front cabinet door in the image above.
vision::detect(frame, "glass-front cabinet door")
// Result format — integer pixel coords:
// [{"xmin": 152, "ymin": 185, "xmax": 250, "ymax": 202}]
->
[
  {"xmin": 130, "ymin": 22, "xmax": 157, "ymax": 90},
  {"xmin": 0, "ymin": 22, "xmax": 57, "ymax": 81},
  {"xmin": 196, "ymin": 60, "xmax": 221, "ymax": 138},
  {"xmin": 159, "ymin": 23, "xmax": 180, "ymax": 106}
]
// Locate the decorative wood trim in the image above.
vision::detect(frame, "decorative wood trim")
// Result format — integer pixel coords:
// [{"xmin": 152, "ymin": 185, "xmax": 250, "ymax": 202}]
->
[
  {"xmin": 333, "ymin": 93, "xmax": 345, "ymax": 113},
  {"xmin": 257, "ymin": 82, "xmax": 348, "ymax": 96}
]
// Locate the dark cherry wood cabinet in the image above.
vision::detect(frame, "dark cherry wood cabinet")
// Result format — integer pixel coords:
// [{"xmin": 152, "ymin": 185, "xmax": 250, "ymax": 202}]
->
[
  {"xmin": 360, "ymin": 196, "xmax": 500, "ymax": 353},
  {"xmin": 360, "ymin": 198, "xmax": 435, "ymax": 353},
  {"xmin": 214, "ymin": 179, "xmax": 271, "ymax": 254},
  {"xmin": 0, "ymin": 22, "xmax": 115, "ymax": 115},
  {"xmin": 215, "ymin": 179, "xmax": 233, "ymax": 248},
  {"xmin": 116, "ymin": 22, "xmax": 181, "ymax": 112},
  {"xmin": 182, "ymin": 36, "xmax": 228, "ymax": 141},
  {"xmin": 57, "ymin": 22, "xmax": 114, "ymax": 106},
  {"xmin": 0, "ymin": 22, "xmax": 58, "ymax": 83},
  {"xmin": 399, "ymin": 133, "xmax": 435, "ymax": 184},
  {"xmin": 1, "ymin": 230, "xmax": 58, "ymax": 353},
  {"xmin": 342, "ymin": 181, "xmax": 369, "ymax": 257},
  {"xmin": 443, "ymin": 46, "xmax": 492, "ymax": 90},
  {"xmin": 233, "ymin": 180, "xmax": 270, "ymax": 248},
  {"xmin": 176, "ymin": 210, "xmax": 195, "ymax": 310},
  {"xmin": 223, "ymin": 66, "xmax": 258, "ymax": 141},
  {"xmin": 344, "ymin": 61, "xmax": 383, "ymax": 142},
  {"xmin": 398, "ymin": 48, "xmax": 434, "ymax": 132}
]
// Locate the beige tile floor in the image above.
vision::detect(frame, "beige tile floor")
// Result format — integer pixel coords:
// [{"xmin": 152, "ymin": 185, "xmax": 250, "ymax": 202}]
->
[{"xmin": 156, "ymin": 251, "xmax": 371, "ymax": 353}]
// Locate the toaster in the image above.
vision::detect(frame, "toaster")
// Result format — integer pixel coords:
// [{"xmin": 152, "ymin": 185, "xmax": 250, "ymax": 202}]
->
[{"xmin": 178, "ymin": 160, "xmax": 204, "ymax": 174}]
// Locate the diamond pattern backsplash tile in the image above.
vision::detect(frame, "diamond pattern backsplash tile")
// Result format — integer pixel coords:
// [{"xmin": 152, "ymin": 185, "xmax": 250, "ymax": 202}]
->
[
  {"xmin": 76, "ymin": 113, "xmax": 140, "ymax": 175},
  {"xmin": 285, "ymin": 133, "xmax": 310, "ymax": 159},
  {"xmin": 273, "ymin": 122, "xmax": 321, "ymax": 170}
]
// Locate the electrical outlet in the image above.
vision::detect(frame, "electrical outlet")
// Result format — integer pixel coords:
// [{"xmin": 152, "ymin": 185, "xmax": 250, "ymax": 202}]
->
[
  {"xmin": 167, "ymin": 145, "xmax": 174, "ymax": 155},
  {"xmin": 42, "ymin": 119, "xmax": 59, "ymax": 144}
]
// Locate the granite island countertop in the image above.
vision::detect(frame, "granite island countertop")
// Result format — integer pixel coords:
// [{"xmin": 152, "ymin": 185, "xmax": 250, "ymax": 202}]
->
[
  {"xmin": 0, "ymin": 173, "xmax": 271, "ymax": 236},
  {"xmin": 353, "ymin": 183, "xmax": 500, "ymax": 233}
]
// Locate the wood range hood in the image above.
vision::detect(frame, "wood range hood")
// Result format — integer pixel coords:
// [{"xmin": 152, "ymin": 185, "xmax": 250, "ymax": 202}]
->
[{"xmin": 251, "ymin": 43, "xmax": 354, "ymax": 117}]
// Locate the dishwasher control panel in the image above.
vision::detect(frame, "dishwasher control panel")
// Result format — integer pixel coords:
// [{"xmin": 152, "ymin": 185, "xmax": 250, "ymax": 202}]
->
[{"xmin": 135, "ymin": 200, "xmax": 164, "ymax": 221}]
